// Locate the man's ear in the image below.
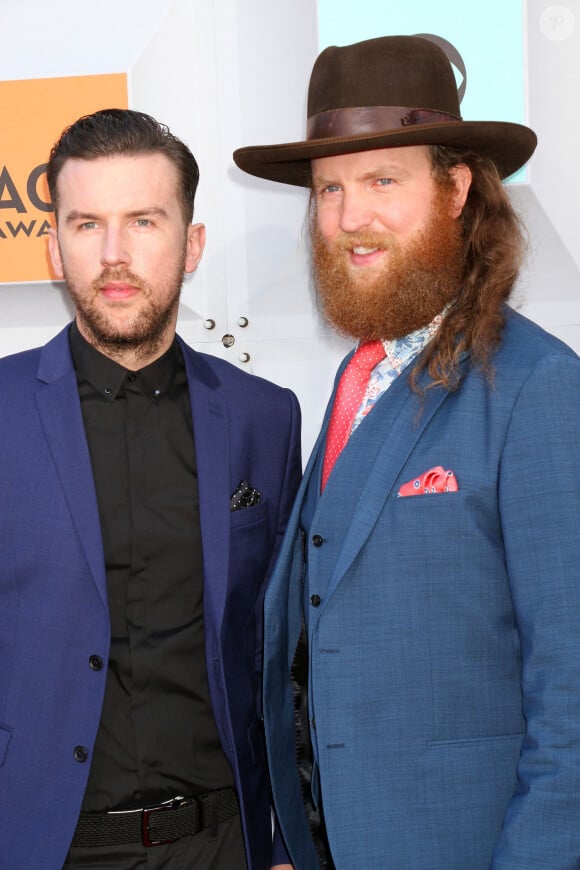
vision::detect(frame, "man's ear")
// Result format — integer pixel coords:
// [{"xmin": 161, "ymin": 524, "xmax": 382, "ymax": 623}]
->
[
  {"xmin": 47, "ymin": 227, "xmax": 64, "ymax": 279},
  {"xmin": 448, "ymin": 164, "xmax": 472, "ymax": 218},
  {"xmin": 185, "ymin": 222, "xmax": 206, "ymax": 274}
]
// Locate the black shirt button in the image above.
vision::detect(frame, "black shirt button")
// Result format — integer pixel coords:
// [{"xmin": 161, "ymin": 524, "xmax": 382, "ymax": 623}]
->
[
  {"xmin": 310, "ymin": 594, "xmax": 321, "ymax": 607},
  {"xmin": 89, "ymin": 655, "xmax": 103, "ymax": 671},
  {"xmin": 127, "ymin": 373, "xmax": 137, "ymax": 382},
  {"xmin": 74, "ymin": 745, "xmax": 88, "ymax": 763},
  {"xmin": 312, "ymin": 534, "xmax": 324, "ymax": 547}
]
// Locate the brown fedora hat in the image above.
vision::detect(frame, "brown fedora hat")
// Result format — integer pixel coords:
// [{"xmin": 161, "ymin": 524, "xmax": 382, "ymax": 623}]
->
[{"xmin": 233, "ymin": 34, "xmax": 537, "ymax": 186}]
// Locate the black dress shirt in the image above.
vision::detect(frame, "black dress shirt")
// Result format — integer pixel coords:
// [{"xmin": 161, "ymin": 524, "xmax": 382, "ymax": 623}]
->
[{"xmin": 69, "ymin": 323, "xmax": 234, "ymax": 812}]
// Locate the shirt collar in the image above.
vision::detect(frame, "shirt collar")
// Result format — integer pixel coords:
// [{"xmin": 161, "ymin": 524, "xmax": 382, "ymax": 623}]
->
[
  {"xmin": 380, "ymin": 310, "xmax": 445, "ymax": 374},
  {"xmin": 69, "ymin": 320, "xmax": 181, "ymax": 401}
]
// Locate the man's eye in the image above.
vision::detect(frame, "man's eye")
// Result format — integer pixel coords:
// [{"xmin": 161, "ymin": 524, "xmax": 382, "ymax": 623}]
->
[
  {"xmin": 376, "ymin": 177, "xmax": 393, "ymax": 186},
  {"xmin": 79, "ymin": 221, "xmax": 97, "ymax": 230},
  {"xmin": 316, "ymin": 184, "xmax": 341, "ymax": 197},
  {"xmin": 135, "ymin": 218, "xmax": 152, "ymax": 227}
]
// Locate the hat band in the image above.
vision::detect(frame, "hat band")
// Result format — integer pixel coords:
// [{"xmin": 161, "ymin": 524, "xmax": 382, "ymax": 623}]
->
[{"xmin": 306, "ymin": 105, "xmax": 461, "ymax": 140}]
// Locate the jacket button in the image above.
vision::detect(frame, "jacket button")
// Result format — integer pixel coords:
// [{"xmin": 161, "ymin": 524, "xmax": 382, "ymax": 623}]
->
[
  {"xmin": 74, "ymin": 745, "xmax": 88, "ymax": 763},
  {"xmin": 312, "ymin": 534, "xmax": 323, "ymax": 547},
  {"xmin": 310, "ymin": 594, "xmax": 321, "ymax": 607},
  {"xmin": 89, "ymin": 655, "xmax": 103, "ymax": 671}
]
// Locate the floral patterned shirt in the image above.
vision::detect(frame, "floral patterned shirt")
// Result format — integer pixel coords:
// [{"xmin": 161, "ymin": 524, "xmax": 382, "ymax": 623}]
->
[{"xmin": 350, "ymin": 311, "xmax": 444, "ymax": 435}]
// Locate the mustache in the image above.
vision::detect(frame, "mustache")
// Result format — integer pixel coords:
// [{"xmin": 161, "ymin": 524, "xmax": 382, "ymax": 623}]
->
[
  {"xmin": 92, "ymin": 268, "xmax": 146, "ymax": 291},
  {"xmin": 317, "ymin": 229, "xmax": 396, "ymax": 253}
]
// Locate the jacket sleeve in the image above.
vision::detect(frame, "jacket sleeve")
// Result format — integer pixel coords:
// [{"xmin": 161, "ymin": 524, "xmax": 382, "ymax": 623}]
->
[{"xmin": 491, "ymin": 353, "xmax": 580, "ymax": 868}]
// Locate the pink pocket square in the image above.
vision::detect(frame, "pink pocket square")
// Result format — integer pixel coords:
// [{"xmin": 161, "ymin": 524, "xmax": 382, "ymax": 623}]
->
[{"xmin": 398, "ymin": 466, "xmax": 458, "ymax": 497}]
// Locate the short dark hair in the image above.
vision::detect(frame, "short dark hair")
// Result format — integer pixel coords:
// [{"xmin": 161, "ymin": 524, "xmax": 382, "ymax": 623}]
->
[{"xmin": 46, "ymin": 108, "xmax": 199, "ymax": 224}]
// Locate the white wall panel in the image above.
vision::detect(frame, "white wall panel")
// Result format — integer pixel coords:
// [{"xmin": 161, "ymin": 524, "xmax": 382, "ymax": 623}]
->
[{"xmin": 1, "ymin": 0, "xmax": 578, "ymax": 459}]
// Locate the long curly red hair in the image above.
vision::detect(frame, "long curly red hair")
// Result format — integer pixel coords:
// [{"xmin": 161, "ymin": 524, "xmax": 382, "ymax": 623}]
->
[{"xmin": 410, "ymin": 146, "xmax": 526, "ymax": 392}]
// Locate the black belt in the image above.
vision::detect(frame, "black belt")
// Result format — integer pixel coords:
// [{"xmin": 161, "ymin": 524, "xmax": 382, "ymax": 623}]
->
[{"xmin": 71, "ymin": 787, "xmax": 239, "ymax": 848}]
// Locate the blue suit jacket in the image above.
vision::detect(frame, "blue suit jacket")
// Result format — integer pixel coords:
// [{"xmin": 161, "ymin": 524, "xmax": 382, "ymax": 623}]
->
[
  {"xmin": 264, "ymin": 308, "xmax": 580, "ymax": 869},
  {"xmin": 0, "ymin": 325, "xmax": 301, "ymax": 870}
]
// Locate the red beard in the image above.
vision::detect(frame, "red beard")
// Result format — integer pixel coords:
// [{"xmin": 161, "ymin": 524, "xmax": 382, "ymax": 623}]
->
[{"xmin": 311, "ymin": 184, "xmax": 465, "ymax": 341}]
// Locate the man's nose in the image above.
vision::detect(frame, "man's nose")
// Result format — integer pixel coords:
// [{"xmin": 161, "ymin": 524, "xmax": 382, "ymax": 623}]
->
[
  {"xmin": 101, "ymin": 227, "xmax": 129, "ymax": 267},
  {"xmin": 338, "ymin": 191, "xmax": 373, "ymax": 234}
]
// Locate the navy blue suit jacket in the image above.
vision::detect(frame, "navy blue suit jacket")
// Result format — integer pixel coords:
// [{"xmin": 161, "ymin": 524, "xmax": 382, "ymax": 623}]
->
[
  {"xmin": 264, "ymin": 308, "xmax": 580, "ymax": 869},
  {"xmin": 0, "ymin": 325, "xmax": 301, "ymax": 870}
]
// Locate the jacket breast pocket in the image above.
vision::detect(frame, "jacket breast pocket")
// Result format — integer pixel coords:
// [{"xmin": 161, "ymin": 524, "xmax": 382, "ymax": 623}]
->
[
  {"xmin": 390, "ymin": 487, "xmax": 473, "ymax": 543},
  {"xmin": 229, "ymin": 498, "xmax": 269, "ymax": 531},
  {"xmin": 229, "ymin": 500, "xmax": 271, "ymax": 599},
  {"xmin": 390, "ymin": 485, "xmax": 500, "ymax": 544}
]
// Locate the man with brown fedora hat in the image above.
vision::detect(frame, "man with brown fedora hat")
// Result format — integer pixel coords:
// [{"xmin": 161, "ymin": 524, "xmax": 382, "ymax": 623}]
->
[{"xmin": 234, "ymin": 34, "xmax": 580, "ymax": 870}]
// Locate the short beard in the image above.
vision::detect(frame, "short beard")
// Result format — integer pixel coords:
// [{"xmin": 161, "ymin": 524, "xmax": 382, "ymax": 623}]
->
[
  {"xmin": 311, "ymin": 183, "xmax": 465, "ymax": 342},
  {"xmin": 65, "ymin": 262, "xmax": 184, "ymax": 365}
]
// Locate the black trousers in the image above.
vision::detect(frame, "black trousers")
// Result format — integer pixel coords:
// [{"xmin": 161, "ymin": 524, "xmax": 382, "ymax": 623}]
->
[{"xmin": 62, "ymin": 812, "xmax": 248, "ymax": 869}]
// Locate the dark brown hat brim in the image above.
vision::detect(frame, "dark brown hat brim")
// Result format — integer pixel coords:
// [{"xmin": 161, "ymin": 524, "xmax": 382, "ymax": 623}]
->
[{"xmin": 233, "ymin": 120, "xmax": 537, "ymax": 186}]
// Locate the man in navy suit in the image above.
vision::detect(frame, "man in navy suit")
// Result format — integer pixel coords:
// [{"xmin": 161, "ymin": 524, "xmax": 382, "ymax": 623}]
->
[
  {"xmin": 0, "ymin": 109, "xmax": 299, "ymax": 869},
  {"xmin": 234, "ymin": 36, "xmax": 580, "ymax": 868}
]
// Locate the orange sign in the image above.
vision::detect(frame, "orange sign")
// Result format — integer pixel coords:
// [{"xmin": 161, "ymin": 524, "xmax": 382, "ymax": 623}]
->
[{"xmin": 0, "ymin": 73, "xmax": 128, "ymax": 283}]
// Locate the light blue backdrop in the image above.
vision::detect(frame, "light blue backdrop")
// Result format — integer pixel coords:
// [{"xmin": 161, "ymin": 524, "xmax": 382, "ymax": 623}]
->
[{"xmin": 317, "ymin": 1, "xmax": 526, "ymax": 141}]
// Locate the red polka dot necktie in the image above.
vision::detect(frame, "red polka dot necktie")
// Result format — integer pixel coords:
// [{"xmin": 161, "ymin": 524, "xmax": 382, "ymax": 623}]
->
[{"xmin": 321, "ymin": 340, "xmax": 386, "ymax": 490}]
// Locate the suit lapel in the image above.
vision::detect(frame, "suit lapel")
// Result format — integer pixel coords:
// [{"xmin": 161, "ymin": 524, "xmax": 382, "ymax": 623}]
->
[
  {"xmin": 264, "ymin": 364, "xmax": 351, "ymax": 666},
  {"xmin": 35, "ymin": 328, "xmax": 108, "ymax": 610},
  {"xmin": 265, "ymin": 425, "xmax": 326, "ymax": 668},
  {"xmin": 180, "ymin": 341, "xmax": 230, "ymax": 631},
  {"xmin": 321, "ymin": 359, "xmax": 468, "ymax": 605}
]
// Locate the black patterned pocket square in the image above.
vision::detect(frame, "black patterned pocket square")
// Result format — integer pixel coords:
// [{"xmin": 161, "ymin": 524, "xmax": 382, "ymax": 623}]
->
[{"xmin": 230, "ymin": 480, "xmax": 262, "ymax": 511}]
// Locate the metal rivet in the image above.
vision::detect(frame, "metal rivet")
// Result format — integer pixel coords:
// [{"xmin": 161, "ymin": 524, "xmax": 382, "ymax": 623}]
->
[
  {"xmin": 239, "ymin": 352, "xmax": 250, "ymax": 363},
  {"xmin": 222, "ymin": 334, "xmax": 235, "ymax": 348},
  {"xmin": 203, "ymin": 319, "xmax": 216, "ymax": 330},
  {"xmin": 237, "ymin": 316, "xmax": 249, "ymax": 328}
]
